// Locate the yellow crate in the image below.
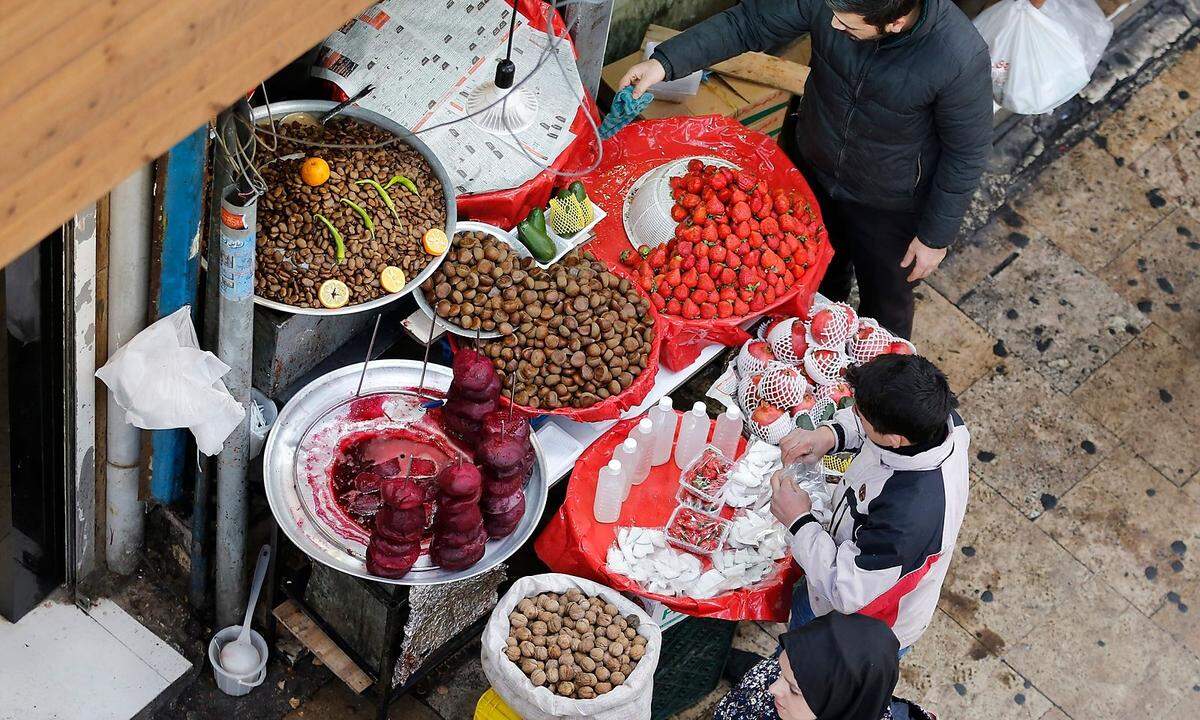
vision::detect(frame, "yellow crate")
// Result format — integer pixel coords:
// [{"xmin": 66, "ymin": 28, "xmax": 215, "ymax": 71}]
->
[{"xmin": 475, "ymin": 688, "xmax": 521, "ymax": 720}]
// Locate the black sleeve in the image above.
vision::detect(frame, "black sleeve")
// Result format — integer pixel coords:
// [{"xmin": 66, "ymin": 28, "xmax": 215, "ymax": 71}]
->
[
  {"xmin": 916, "ymin": 47, "xmax": 994, "ymax": 249},
  {"xmin": 650, "ymin": 0, "xmax": 815, "ymax": 81}
]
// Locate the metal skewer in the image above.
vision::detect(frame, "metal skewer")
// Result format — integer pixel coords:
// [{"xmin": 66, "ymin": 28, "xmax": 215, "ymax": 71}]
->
[
  {"xmin": 354, "ymin": 313, "xmax": 384, "ymax": 398},
  {"xmin": 403, "ymin": 305, "xmax": 443, "ymax": 485},
  {"xmin": 319, "ymin": 84, "xmax": 376, "ymax": 125}
]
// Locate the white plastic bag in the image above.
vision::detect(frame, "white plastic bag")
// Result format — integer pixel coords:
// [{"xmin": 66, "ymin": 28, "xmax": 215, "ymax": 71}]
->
[
  {"xmin": 974, "ymin": 0, "xmax": 1091, "ymax": 114},
  {"xmin": 96, "ymin": 306, "xmax": 245, "ymax": 455},
  {"xmin": 1041, "ymin": 0, "xmax": 1113, "ymax": 73},
  {"xmin": 481, "ymin": 573, "xmax": 662, "ymax": 720}
]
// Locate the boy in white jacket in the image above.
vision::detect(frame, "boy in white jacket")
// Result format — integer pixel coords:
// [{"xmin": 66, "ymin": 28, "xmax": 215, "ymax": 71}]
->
[{"xmin": 770, "ymin": 354, "xmax": 970, "ymax": 652}]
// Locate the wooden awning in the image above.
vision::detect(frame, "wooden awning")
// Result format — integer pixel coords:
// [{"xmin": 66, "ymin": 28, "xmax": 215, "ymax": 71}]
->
[{"xmin": 0, "ymin": 0, "xmax": 372, "ymax": 268}]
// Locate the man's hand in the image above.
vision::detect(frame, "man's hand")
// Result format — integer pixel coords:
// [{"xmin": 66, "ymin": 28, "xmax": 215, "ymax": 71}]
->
[
  {"xmin": 618, "ymin": 59, "xmax": 667, "ymax": 98},
  {"xmin": 900, "ymin": 237, "xmax": 947, "ymax": 282},
  {"xmin": 770, "ymin": 470, "xmax": 813, "ymax": 526},
  {"xmin": 779, "ymin": 426, "xmax": 837, "ymax": 466}
]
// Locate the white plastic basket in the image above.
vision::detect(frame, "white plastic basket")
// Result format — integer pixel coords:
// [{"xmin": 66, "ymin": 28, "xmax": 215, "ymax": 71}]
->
[{"xmin": 622, "ymin": 156, "xmax": 740, "ymax": 251}]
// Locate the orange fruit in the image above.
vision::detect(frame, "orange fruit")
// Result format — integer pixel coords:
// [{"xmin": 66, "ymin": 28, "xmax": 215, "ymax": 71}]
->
[
  {"xmin": 300, "ymin": 157, "xmax": 331, "ymax": 186},
  {"xmin": 422, "ymin": 228, "xmax": 449, "ymax": 255},
  {"xmin": 318, "ymin": 279, "xmax": 350, "ymax": 308},
  {"xmin": 380, "ymin": 266, "xmax": 406, "ymax": 293}
]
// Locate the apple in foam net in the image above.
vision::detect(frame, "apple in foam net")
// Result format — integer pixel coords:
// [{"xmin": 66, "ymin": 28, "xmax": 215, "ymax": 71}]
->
[
  {"xmin": 809, "ymin": 308, "xmax": 839, "ymax": 345},
  {"xmin": 751, "ymin": 403, "xmax": 784, "ymax": 425},
  {"xmin": 791, "ymin": 320, "xmax": 809, "ymax": 357},
  {"xmin": 747, "ymin": 340, "xmax": 775, "ymax": 363},
  {"xmin": 827, "ymin": 382, "xmax": 854, "ymax": 407},
  {"xmin": 792, "ymin": 391, "xmax": 817, "ymax": 414}
]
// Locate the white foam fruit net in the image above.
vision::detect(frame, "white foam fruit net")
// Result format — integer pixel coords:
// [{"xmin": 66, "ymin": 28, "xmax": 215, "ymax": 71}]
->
[
  {"xmin": 766, "ymin": 318, "xmax": 805, "ymax": 365},
  {"xmin": 847, "ymin": 318, "xmax": 894, "ymax": 364},
  {"xmin": 622, "ymin": 156, "xmax": 740, "ymax": 251},
  {"xmin": 806, "ymin": 302, "xmax": 858, "ymax": 349},
  {"xmin": 757, "ymin": 364, "xmax": 809, "ymax": 409},
  {"xmin": 803, "ymin": 346, "xmax": 849, "ymax": 387},
  {"xmin": 736, "ymin": 340, "xmax": 777, "ymax": 377}
]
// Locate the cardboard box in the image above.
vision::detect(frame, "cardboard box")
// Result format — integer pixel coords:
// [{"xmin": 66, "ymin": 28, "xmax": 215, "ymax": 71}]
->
[{"xmin": 600, "ymin": 34, "xmax": 810, "ymax": 139}]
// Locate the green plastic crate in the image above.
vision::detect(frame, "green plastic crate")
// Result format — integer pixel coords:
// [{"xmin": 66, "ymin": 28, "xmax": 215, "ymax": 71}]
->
[{"xmin": 651, "ymin": 617, "xmax": 737, "ymax": 719}]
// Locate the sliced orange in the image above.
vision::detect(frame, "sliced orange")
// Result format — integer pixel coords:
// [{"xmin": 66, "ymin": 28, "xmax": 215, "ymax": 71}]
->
[
  {"xmin": 318, "ymin": 279, "xmax": 350, "ymax": 308},
  {"xmin": 422, "ymin": 227, "xmax": 449, "ymax": 256},
  {"xmin": 380, "ymin": 266, "xmax": 407, "ymax": 293},
  {"xmin": 300, "ymin": 157, "xmax": 331, "ymax": 186}
]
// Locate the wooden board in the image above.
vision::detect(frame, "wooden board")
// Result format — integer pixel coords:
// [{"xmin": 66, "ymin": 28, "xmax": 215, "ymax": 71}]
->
[
  {"xmin": 0, "ymin": 0, "xmax": 372, "ymax": 270},
  {"xmin": 644, "ymin": 25, "xmax": 810, "ymax": 95},
  {"xmin": 273, "ymin": 599, "xmax": 374, "ymax": 694}
]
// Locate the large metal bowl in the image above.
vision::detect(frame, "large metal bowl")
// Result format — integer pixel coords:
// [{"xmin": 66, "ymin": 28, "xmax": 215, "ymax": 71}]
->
[
  {"xmin": 250, "ymin": 100, "xmax": 456, "ymax": 317},
  {"xmin": 262, "ymin": 360, "xmax": 548, "ymax": 586}
]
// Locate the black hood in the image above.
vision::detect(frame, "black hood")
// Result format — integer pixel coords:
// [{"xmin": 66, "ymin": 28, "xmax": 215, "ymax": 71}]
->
[{"xmin": 782, "ymin": 613, "xmax": 900, "ymax": 720}]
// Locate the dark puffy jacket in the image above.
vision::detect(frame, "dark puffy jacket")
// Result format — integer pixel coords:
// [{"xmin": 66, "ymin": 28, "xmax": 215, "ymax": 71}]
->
[{"xmin": 652, "ymin": 0, "xmax": 993, "ymax": 248}]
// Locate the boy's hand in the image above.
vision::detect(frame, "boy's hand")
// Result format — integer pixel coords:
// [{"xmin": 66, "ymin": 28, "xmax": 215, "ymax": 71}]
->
[
  {"xmin": 618, "ymin": 59, "xmax": 666, "ymax": 98},
  {"xmin": 770, "ymin": 470, "xmax": 813, "ymax": 527},
  {"xmin": 779, "ymin": 426, "xmax": 837, "ymax": 466}
]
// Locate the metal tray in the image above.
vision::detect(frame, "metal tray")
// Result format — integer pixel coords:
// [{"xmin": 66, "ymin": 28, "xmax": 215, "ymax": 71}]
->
[
  {"xmin": 412, "ymin": 221, "xmax": 512, "ymax": 339},
  {"xmin": 262, "ymin": 360, "xmax": 548, "ymax": 585},
  {"xmin": 250, "ymin": 100, "xmax": 457, "ymax": 317}
]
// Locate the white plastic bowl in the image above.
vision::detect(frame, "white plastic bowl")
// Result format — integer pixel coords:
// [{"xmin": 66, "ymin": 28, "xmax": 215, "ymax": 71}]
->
[{"xmin": 208, "ymin": 625, "xmax": 268, "ymax": 696}]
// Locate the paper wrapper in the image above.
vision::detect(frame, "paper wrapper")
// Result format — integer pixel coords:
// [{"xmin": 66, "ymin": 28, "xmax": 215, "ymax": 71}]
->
[{"xmin": 535, "ymin": 416, "xmax": 801, "ymax": 622}]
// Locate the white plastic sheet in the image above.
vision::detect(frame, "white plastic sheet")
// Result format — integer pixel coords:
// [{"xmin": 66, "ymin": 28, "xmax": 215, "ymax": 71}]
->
[
  {"xmin": 96, "ymin": 306, "xmax": 244, "ymax": 455},
  {"xmin": 975, "ymin": 0, "xmax": 1093, "ymax": 114}
]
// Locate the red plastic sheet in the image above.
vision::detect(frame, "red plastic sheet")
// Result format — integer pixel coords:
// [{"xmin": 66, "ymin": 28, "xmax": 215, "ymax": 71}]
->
[
  {"xmin": 535, "ymin": 415, "xmax": 802, "ymax": 622},
  {"xmin": 448, "ymin": 299, "xmax": 664, "ymax": 424},
  {"xmin": 457, "ymin": 0, "xmax": 603, "ymax": 229},
  {"xmin": 578, "ymin": 115, "xmax": 834, "ymax": 370}
]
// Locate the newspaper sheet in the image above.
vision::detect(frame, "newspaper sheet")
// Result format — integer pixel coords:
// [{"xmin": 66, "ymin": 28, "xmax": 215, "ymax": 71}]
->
[{"xmin": 313, "ymin": 0, "xmax": 584, "ymax": 195}]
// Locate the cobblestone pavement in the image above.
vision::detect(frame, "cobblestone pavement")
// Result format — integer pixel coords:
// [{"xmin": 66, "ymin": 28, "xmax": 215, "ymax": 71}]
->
[{"xmin": 193, "ymin": 30, "xmax": 1200, "ymax": 720}]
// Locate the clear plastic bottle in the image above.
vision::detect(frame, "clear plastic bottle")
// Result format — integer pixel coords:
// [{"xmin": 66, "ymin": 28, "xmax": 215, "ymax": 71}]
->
[
  {"xmin": 614, "ymin": 438, "xmax": 639, "ymax": 500},
  {"xmin": 711, "ymin": 407, "xmax": 743, "ymax": 459},
  {"xmin": 630, "ymin": 418, "xmax": 655, "ymax": 485},
  {"xmin": 674, "ymin": 402, "xmax": 712, "ymax": 469},
  {"xmin": 649, "ymin": 397, "xmax": 678, "ymax": 468},
  {"xmin": 594, "ymin": 459, "xmax": 624, "ymax": 523}
]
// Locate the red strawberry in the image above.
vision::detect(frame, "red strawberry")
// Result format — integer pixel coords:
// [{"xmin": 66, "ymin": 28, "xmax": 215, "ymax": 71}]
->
[
  {"xmin": 748, "ymin": 232, "xmax": 764, "ymax": 249},
  {"xmin": 717, "ymin": 300, "xmax": 734, "ymax": 318},
  {"xmin": 651, "ymin": 293, "xmax": 666, "ymax": 310},
  {"xmin": 727, "ymin": 253, "xmax": 742, "ymax": 270},
  {"xmin": 734, "ymin": 299, "xmax": 750, "ymax": 315},
  {"xmin": 764, "ymin": 286, "xmax": 777, "ymax": 304},
  {"xmin": 678, "ymin": 240, "xmax": 694, "ymax": 257},
  {"xmin": 731, "ymin": 189, "xmax": 749, "ymax": 204},
  {"xmin": 700, "ymin": 303, "xmax": 717, "ymax": 319},
  {"xmin": 750, "ymin": 296, "xmax": 766, "ymax": 312},
  {"xmin": 709, "ymin": 245, "xmax": 727, "ymax": 263},
  {"xmin": 744, "ymin": 250, "xmax": 761, "ymax": 268},
  {"xmin": 682, "ymin": 268, "xmax": 699, "ymax": 287},
  {"xmin": 682, "ymin": 299, "xmax": 701, "ymax": 319},
  {"xmin": 718, "ymin": 188, "xmax": 733, "ymax": 203},
  {"xmin": 701, "ymin": 187, "xmax": 716, "ymax": 201},
  {"xmin": 750, "ymin": 197, "xmax": 764, "ymax": 215},
  {"xmin": 738, "ymin": 266, "xmax": 758, "ymax": 286},
  {"xmin": 702, "ymin": 224, "xmax": 719, "ymax": 243},
  {"xmin": 735, "ymin": 221, "xmax": 751, "ymax": 239},
  {"xmin": 687, "ymin": 159, "xmax": 703, "ymax": 172},
  {"xmin": 681, "ymin": 193, "xmax": 700, "ymax": 209},
  {"xmin": 698, "ymin": 274, "xmax": 716, "ymax": 291},
  {"xmin": 691, "ymin": 206, "xmax": 707, "ymax": 225},
  {"xmin": 731, "ymin": 202, "xmax": 752, "ymax": 223},
  {"xmin": 720, "ymin": 267, "xmax": 737, "ymax": 284},
  {"xmin": 695, "ymin": 241, "xmax": 710, "ymax": 258},
  {"xmin": 667, "ymin": 298, "xmax": 682, "ymax": 315},
  {"xmin": 710, "ymin": 172, "xmax": 728, "ymax": 190},
  {"xmin": 649, "ymin": 247, "xmax": 667, "ymax": 269},
  {"xmin": 671, "ymin": 284, "xmax": 687, "ymax": 301},
  {"xmin": 690, "ymin": 289, "xmax": 708, "ymax": 304},
  {"xmin": 696, "ymin": 257, "xmax": 710, "ymax": 275},
  {"xmin": 665, "ymin": 268, "xmax": 681, "ymax": 286},
  {"xmin": 739, "ymin": 287, "xmax": 755, "ymax": 302},
  {"xmin": 706, "ymin": 197, "xmax": 726, "ymax": 216},
  {"xmin": 735, "ymin": 171, "xmax": 756, "ymax": 192},
  {"xmin": 760, "ymin": 217, "xmax": 780, "ymax": 236},
  {"xmin": 682, "ymin": 255, "xmax": 696, "ymax": 270},
  {"xmin": 779, "ymin": 214, "xmax": 799, "ymax": 232},
  {"xmin": 719, "ymin": 286, "xmax": 737, "ymax": 301},
  {"xmin": 687, "ymin": 176, "xmax": 703, "ymax": 194},
  {"xmin": 766, "ymin": 236, "xmax": 781, "ymax": 252},
  {"xmin": 670, "ymin": 176, "xmax": 685, "ymax": 190},
  {"xmin": 708, "ymin": 262, "xmax": 724, "ymax": 280},
  {"xmin": 725, "ymin": 235, "xmax": 741, "ymax": 251},
  {"xmin": 671, "ymin": 205, "xmax": 688, "ymax": 222},
  {"xmin": 719, "ymin": 223, "xmax": 732, "ymax": 237}
]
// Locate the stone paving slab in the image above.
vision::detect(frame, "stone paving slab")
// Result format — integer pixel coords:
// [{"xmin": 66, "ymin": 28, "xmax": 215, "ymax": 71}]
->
[
  {"xmin": 895, "ymin": 609, "xmax": 1052, "ymax": 720},
  {"xmin": 1036, "ymin": 447, "xmax": 1200, "ymax": 615},
  {"xmin": 960, "ymin": 363, "xmax": 1118, "ymax": 518},
  {"xmin": 283, "ymin": 680, "xmax": 441, "ymax": 720},
  {"xmin": 418, "ymin": 641, "xmax": 490, "ymax": 720},
  {"xmin": 1073, "ymin": 324, "xmax": 1200, "ymax": 485},
  {"xmin": 1131, "ymin": 108, "xmax": 1200, "ymax": 212},
  {"xmin": 911, "ymin": 284, "xmax": 997, "ymax": 395},
  {"xmin": 672, "ymin": 679, "xmax": 731, "ymax": 720},
  {"xmin": 928, "ymin": 207, "xmax": 1033, "ymax": 304},
  {"xmin": 957, "ymin": 231, "xmax": 1148, "ymax": 393},
  {"xmin": 1100, "ymin": 207, "xmax": 1200, "ymax": 350},
  {"xmin": 1094, "ymin": 70, "xmax": 1200, "ymax": 165},
  {"xmin": 1008, "ymin": 139, "xmax": 1172, "ymax": 273},
  {"xmin": 940, "ymin": 483, "xmax": 1093, "ymax": 652},
  {"xmin": 1005, "ymin": 575, "xmax": 1200, "ymax": 720}
]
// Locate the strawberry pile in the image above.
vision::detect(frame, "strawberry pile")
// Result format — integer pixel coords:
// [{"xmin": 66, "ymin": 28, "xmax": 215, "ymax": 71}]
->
[{"xmin": 620, "ymin": 160, "xmax": 824, "ymax": 320}]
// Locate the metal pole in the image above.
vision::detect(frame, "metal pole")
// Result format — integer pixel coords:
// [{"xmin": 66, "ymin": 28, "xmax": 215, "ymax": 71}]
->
[
  {"xmin": 562, "ymin": 0, "xmax": 614, "ymax": 99},
  {"xmin": 214, "ymin": 112, "xmax": 257, "ymax": 627},
  {"xmin": 105, "ymin": 166, "xmax": 153, "ymax": 574}
]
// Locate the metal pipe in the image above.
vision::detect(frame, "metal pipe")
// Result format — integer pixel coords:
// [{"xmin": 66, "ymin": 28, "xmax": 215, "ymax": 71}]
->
[
  {"xmin": 214, "ymin": 112, "xmax": 257, "ymax": 626},
  {"xmin": 105, "ymin": 166, "xmax": 153, "ymax": 574}
]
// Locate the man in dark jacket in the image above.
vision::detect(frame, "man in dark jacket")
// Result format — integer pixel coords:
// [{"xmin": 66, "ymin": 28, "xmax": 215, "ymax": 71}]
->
[{"xmin": 618, "ymin": 0, "xmax": 993, "ymax": 338}]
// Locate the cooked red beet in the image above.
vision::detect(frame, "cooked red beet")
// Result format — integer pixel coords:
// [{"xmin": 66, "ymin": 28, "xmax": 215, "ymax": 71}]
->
[
  {"xmin": 481, "ymin": 490, "xmax": 524, "ymax": 515},
  {"xmin": 374, "ymin": 506, "xmax": 426, "ymax": 541},
  {"xmin": 480, "ymin": 410, "xmax": 531, "ymax": 443},
  {"xmin": 436, "ymin": 524, "xmax": 488, "ymax": 549},
  {"xmin": 454, "ymin": 373, "xmax": 502, "ymax": 403},
  {"xmin": 434, "ymin": 504, "xmax": 483, "ymax": 533},
  {"xmin": 354, "ymin": 471, "xmax": 383, "ymax": 493},
  {"xmin": 482, "ymin": 472, "xmax": 524, "ymax": 497},
  {"xmin": 437, "ymin": 488, "xmax": 482, "ymax": 515},
  {"xmin": 347, "ymin": 395, "xmax": 388, "ymax": 422},
  {"xmin": 346, "ymin": 491, "xmax": 384, "ymax": 517},
  {"xmin": 365, "ymin": 538, "xmax": 421, "ymax": 578},
  {"xmin": 452, "ymin": 349, "xmax": 497, "ymax": 394},
  {"xmin": 436, "ymin": 463, "xmax": 483, "ymax": 498},
  {"xmin": 430, "ymin": 538, "xmax": 486, "ymax": 569},
  {"xmin": 477, "ymin": 435, "xmax": 526, "ymax": 473},
  {"xmin": 483, "ymin": 494, "xmax": 525, "ymax": 538},
  {"xmin": 442, "ymin": 410, "xmax": 481, "ymax": 440},
  {"xmin": 443, "ymin": 393, "xmax": 498, "ymax": 423},
  {"xmin": 380, "ymin": 477, "xmax": 425, "ymax": 509}
]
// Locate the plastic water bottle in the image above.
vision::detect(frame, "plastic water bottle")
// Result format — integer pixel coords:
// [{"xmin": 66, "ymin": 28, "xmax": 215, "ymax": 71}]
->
[
  {"xmin": 614, "ymin": 438, "xmax": 639, "ymax": 500},
  {"xmin": 711, "ymin": 407, "xmax": 743, "ymax": 459},
  {"xmin": 594, "ymin": 459, "xmax": 624, "ymax": 523},
  {"xmin": 649, "ymin": 397, "xmax": 678, "ymax": 467},
  {"xmin": 674, "ymin": 402, "xmax": 712, "ymax": 469},
  {"xmin": 630, "ymin": 418, "xmax": 655, "ymax": 485}
]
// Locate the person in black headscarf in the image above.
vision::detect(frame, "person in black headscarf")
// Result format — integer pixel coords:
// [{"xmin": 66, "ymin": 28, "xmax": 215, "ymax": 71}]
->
[{"xmin": 714, "ymin": 613, "xmax": 935, "ymax": 720}]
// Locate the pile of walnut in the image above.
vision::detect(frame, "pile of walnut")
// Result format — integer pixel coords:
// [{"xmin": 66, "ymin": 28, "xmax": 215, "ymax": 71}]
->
[{"xmin": 504, "ymin": 589, "xmax": 647, "ymax": 699}]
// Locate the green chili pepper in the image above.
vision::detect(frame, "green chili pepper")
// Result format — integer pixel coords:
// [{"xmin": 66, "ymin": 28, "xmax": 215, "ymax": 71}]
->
[
  {"xmin": 314, "ymin": 213, "xmax": 346, "ymax": 264},
  {"xmin": 385, "ymin": 174, "xmax": 419, "ymax": 195},
  {"xmin": 354, "ymin": 179, "xmax": 399, "ymax": 222},
  {"xmin": 339, "ymin": 198, "xmax": 374, "ymax": 239}
]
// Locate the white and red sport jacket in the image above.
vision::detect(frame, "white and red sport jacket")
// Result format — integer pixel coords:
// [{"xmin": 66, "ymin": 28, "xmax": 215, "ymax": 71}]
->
[{"xmin": 789, "ymin": 408, "xmax": 971, "ymax": 649}]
